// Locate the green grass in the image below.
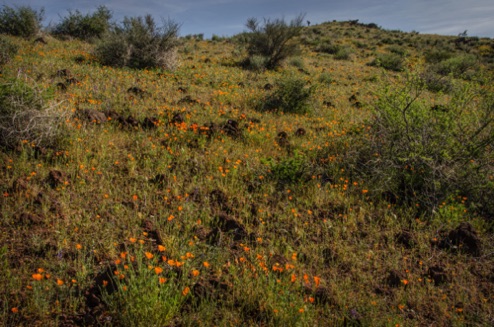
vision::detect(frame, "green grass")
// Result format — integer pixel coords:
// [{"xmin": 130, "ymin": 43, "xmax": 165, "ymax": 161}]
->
[{"xmin": 0, "ymin": 20, "xmax": 493, "ymax": 326}]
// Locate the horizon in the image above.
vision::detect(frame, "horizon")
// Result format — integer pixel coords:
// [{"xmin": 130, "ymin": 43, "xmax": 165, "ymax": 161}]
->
[{"xmin": 2, "ymin": 1, "xmax": 493, "ymax": 39}]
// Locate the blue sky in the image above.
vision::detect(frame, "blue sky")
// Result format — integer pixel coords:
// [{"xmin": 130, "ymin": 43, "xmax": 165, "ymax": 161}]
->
[{"xmin": 3, "ymin": 0, "xmax": 493, "ymax": 38}]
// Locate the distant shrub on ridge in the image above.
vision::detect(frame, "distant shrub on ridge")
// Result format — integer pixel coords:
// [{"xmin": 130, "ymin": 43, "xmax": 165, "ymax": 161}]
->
[
  {"xmin": 243, "ymin": 14, "xmax": 305, "ymax": 70},
  {"xmin": 0, "ymin": 5, "xmax": 44, "ymax": 38},
  {"xmin": 51, "ymin": 5, "xmax": 112, "ymax": 41},
  {"xmin": 95, "ymin": 14, "xmax": 180, "ymax": 70}
]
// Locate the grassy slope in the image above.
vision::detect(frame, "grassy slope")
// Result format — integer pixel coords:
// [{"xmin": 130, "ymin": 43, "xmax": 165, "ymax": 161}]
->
[{"xmin": 1, "ymin": 21, "xmax": 494, "ymax": 326}]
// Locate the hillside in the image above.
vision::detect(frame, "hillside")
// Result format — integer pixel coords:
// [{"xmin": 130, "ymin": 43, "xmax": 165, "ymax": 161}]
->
[{"xmin": 1, "ymin": 18, "xmax": 494, "ymax": 326}]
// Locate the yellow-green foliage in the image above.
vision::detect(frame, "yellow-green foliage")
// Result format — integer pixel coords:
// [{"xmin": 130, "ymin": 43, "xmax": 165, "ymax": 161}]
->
[{"xmin": 0, "ymin": 20, "xmax": 493, "ymax": 327}]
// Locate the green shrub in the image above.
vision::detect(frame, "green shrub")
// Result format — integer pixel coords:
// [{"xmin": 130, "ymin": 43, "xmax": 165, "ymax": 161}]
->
[
  {"xmin": 315, "ymin": 41, "xmax": 340, "ymax": 54},
  {"xmin": 368, "ymin": 53, "xmax": 404, "ymax": 71},
  {"xmin": 95, "ymin": 15, "xmax": 180, "ymax": 70},
  {"xmin": 0, "ymin": 37, "xmax": 19, "ymax": 66},
  {"xmin": 433, "ymin": 54, "xmax": 477, "ymax": 77},
  {"xmin": 51, "ymin": 6, "xmax": 112, "ymax": 41},
  {"xmin": 420, "ymin": 71, "xmax": 453, "ymax": 93},
  {"xmin": 0, "ymin": 5, "xmax": 44, "ymax": 38},
  {"xmin": 424, "ymin": 49, "xmax": 453, "ymax": 63},
  {"xmin": 355, "ymin": 68, "xmax": 494, "ymax": 217},
  {"xmin": 289, "ymin": 57, "xmax": 304, "ymax": 68},
  {"xmin": 262, "ymin": 151, "xmax": 309, "ymax": 184},
  {"xmin": 261, "ymin": 75, "xmax": 315, "ymax": 114},
  {"xmin": 243, "ymin": 14, "xmax": 304, "ymax": 70},
  {"xmin": 387, "ymin": 45, "xmax": 407, "ymax": 57},
  {"xmin": 0, "ymin": 77, "xmax": 65, "ymax": 149},
  {"xmin": 334, "ymin": 47, "xmax": 353, "ymax": 60},
  {"xmin": 318, "ymin": 72, "xmax": 333, "ymax": 85}
]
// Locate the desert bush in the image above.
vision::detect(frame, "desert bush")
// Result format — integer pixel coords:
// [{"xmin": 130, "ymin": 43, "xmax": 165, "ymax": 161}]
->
[
  {"xmin": 262, "ymin": 151, "xmax": 309, "ymax": 184},
  {"xmin": 0, "ymin": 5, "xmax": 44, "ymax": 38},
  {"xmin": 0, "ymin": 37, "xmax": 19, "ymax": 66},
  {"xmin": 368, "ymin": 53, "xmax": 404, "ymax": 71},
  {"xmin": 0, "ymin": 77, "xmax": 65, "ymax": 149},
  {"xmin": 289, "ymin": 57, "xmax": 304, "ymax": 68},
  {"xmin": 318, "ymin": 72, "xmax": 333, "ymax": 85},
  {"xmin": 424, "ymin": 49, "xmax": 453, "ymax": 63},
  {"xmin": 387, "ymin": 45, "xmax": 407, "ymax": 57},
  {"xmin": 433, "ymin": 54, "xmax": 477, "ymax": 77},
  {"xmin": 354, "ymin": 67, "xmax": 494, "ymax": 217},
  {"xmin": 420, "ymin": 71, "xmax": 453, "ymax": 93},
  {"xmin": 95, "ymin": 14, "xmax": 180, "ymax": 70},
  {"xmin": 243, "ymin": 14, "xmax": 304, "ymax": 70},
  {"xmin": 260, "ymin": 75, "xmax": 315, "ymax": 114},
  {"xmin": 315, "ymin": 41, "xmax": 340, "ymax": 54},
  {"xmin": 51, "ymin": 5, "xmax": 112, "ymax": 41},
  {"xmin": 333, "ymin": 46, "xmax": 353, "ymax": 60}
]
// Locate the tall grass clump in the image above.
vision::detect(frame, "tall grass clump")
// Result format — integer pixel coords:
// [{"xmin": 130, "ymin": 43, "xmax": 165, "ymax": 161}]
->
[
  {"xmin": 433, "ymin": 54, "xmax": 478, "ymax": 78},
  {"xmin": 101, "ymin": 246, "xmax": 186, "ymax": 326},
  {"xmin": 0, "ymin": 77, "xmax": 65, "ymax": 149},
  {"xmin": 0, "ymin": 37, "xmax": 19, "ymax": 66},
  {"xmin": 51, "ymin": 5, "xmax": 112, "ymax": 41},
  {"xmin": 368, "ymin": 53, "xmax": 404, "ymax": 71},
  {"xmin": 0, "ymin": 5, "xmax": 44, "ymax": 38},
  {"xmin": 354, "ymin": 66, "xmax": 494, "ymax": 218},
  {"xmin": 243, "ymin": 14, "xmax": 304, "ymax": 70},
  {"xmin": 95, "ymin": 14, "xmax": 180, "ymax": 70},
  {"xmin": 260, "ymin": 74, "xmax": 315, "ymax": 114}
]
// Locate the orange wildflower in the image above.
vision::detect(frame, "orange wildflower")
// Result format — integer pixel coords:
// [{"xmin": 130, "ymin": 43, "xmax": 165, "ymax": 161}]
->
[
  {"xmin": 313, "ymin": 276, "xmax": 321, "ymax": 287},
  {"xmin": 182, "ymin": 286, "xmax": 190, "ymax": 296},
  {"xmin": 157, "ymin": 245, "xmax": 166, "ymax": 252},
  {"xmin": 203, "ymin": 261, "xmax": 210, "ymax": 268},
  {"xmin": 32, "ymin": 273, "xmax": 43, "ymax": 281},
  {"xmin": 159, "ymin": 277, "xmax": 167, "ymax": 284},
  {"xmin": 75, "ymin": 244, "xmax": 82, "ymax": 250},
  {"xmin": 191, "ymin": 269, "xmax": 200, "ymax": 277},
  {"xmin": 11, "ymin": 307, "xmax": 19, "ymax": 313},
  {"xmin": 154, "ymin": 267, "xmax": 163, "ymax": 274},
  {"xmin": 56, "ymin": 279, "xmax": 64, "ymax": 286},
  {"xmin": 145, "ymin": 252, "xmax": 154, "ymax": 259}
]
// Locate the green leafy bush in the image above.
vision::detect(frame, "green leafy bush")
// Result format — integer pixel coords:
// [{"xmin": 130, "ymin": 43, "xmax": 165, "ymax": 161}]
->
[
  {"xmin": 355, "ymin": 68, "xmax": 494, "ymax": 217},
  {"xmin": 0, "ymin": 36, "xmax": 19, "ymax": 66},
  {"xmin": 243, "ymin": 14, "xmax": 304, "ymax": 70},
  {"xmin": 420, "ymin": 71, "xmax": 453, "ymax": 93},
  {"xmin": 0, "ymin": 77, "xmax": 65, "ymax": 149},
  {"xmin": 433, "ymin": 54, "xmax": 477, "ymax": 77},
  {"xmin": 368, "ymin": 53, "xmax": 404, "ymax": 71},
  {"xmin": 95, "ymin": 15, "xmax": 180, "ymax": 70},
  {"xmin": 262, "ymin": 151, "xmax": 309, "ymax": 184},
  {"xmin": 0, "ymin": 5, "xmax": 44, "ymax": 38},
  {"xmin": 315, "ymin": 41, "xmax": 341, "ymax": 54},
  {"xmin": 51, "ymin": 6, "xmax": 112, "ymax": 41},
  {"xmin": 261, "ymin": 75, "xmax": 315, "ymax": 114},
  {"xmin": 333, "ymin": 47, "xmax": 353, "ymax": 60},
  {"xmin": 424, "ymin": 49, "xmax": 453, "ymax": 63}
]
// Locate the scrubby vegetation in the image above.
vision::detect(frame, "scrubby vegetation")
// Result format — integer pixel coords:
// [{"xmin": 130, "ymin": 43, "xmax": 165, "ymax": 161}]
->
[
  {"xmin": 0, "ymin": 12, "xmax": 494, "ymax": 327},
  {"xmin": 94, "ymin": 14, "xmax": 180, "ymax": 70},
  {"xmin": 243, "ymin": 14, "xmax": 305, "ymax": 70},
  {"xmin": 51, "ymin": 6, "xmax": 112, "ymax": 41},
  {"xmin": 0, "ymin": 5, "xmax": 44, "ymax": 38}
]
